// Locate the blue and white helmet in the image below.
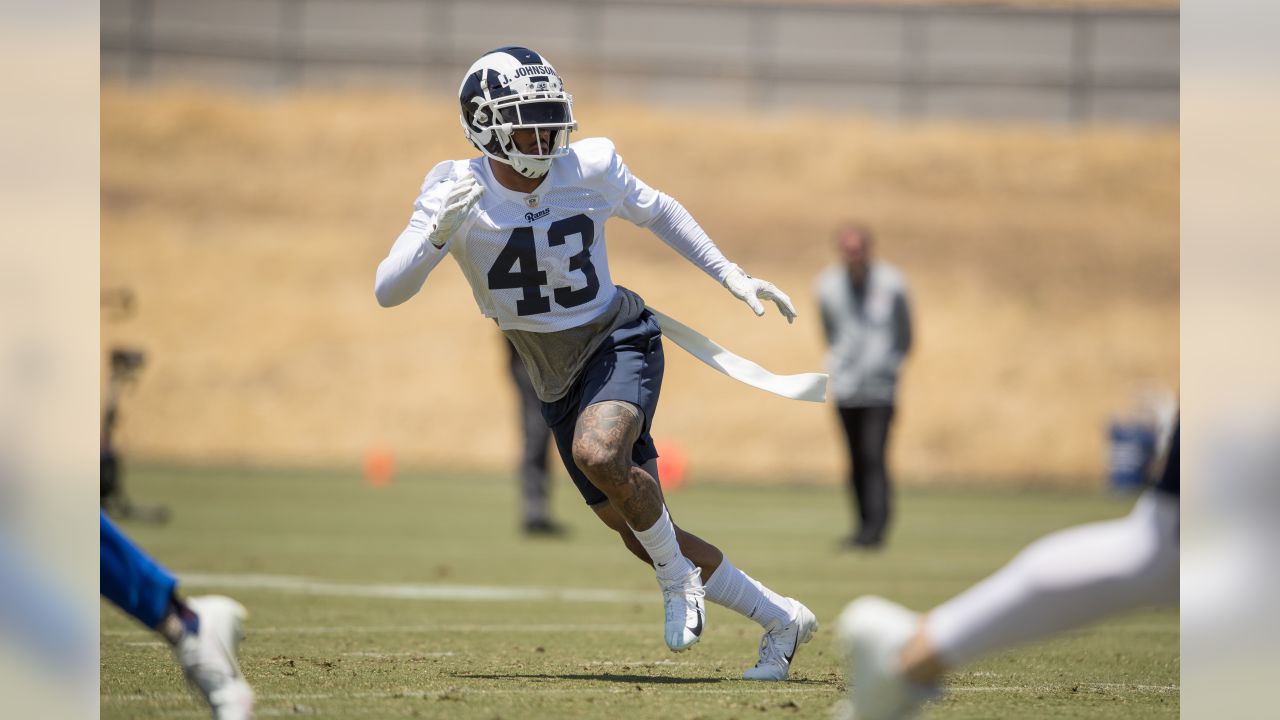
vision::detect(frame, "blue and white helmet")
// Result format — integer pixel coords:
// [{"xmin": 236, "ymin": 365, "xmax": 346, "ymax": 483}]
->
[{"xmin": 458, "ymin": 46, "xmax": 576, "ymax": 179}]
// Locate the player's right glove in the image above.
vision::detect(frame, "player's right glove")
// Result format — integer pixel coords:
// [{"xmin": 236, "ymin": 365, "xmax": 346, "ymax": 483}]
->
[{"xmin": 427, "ymin": 171, "xmax": 483, "ymax": 249}]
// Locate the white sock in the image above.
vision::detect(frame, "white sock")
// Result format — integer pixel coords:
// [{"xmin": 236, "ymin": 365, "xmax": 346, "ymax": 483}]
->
[
  {"xmin": 927, "ymin": 491, "xmax": 1180, "ymax": 667},
  {"xmin": 629, "ymin": 507, "xmax": 694, "ymax": 580},
  {"xmin": 704, "ymin": 556, "xmax": 795, "ymax": 629}
]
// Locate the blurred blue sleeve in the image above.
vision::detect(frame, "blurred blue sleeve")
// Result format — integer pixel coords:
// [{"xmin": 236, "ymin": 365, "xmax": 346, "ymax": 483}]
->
[{"xmin": 100, "ymin": 510, "xmax": 177, "ymax": 628}]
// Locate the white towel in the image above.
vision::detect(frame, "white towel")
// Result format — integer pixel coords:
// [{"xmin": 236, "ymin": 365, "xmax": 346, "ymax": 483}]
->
[{"xmin": 647, "ymin": 306, "xmax": 828, "ymax": 403}]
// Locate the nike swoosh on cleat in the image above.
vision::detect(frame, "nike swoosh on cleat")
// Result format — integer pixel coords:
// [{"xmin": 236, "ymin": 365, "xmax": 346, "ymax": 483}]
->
[
  {"xmin": 687, "ymin": 608, "xmax": 703, "ymax": 637},
  {"xmin": 783, "ymin": 629, "xmax": 799, "ymax": 664}
]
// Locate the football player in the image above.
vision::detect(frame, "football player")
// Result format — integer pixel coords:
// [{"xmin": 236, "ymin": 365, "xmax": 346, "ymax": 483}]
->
[
  {"xmin": 835, "ymin": 421, "xmax": 1179, "ymax": 719},
  {"xmin": 101, "ymin": 511, "xmax": 254, "ymax": 718},
  {"xmin": 375, "ymin": 47, "xmax": 816, "ymax": 680}
]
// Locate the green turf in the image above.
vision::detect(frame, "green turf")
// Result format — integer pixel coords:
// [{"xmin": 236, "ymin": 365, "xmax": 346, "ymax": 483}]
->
[{"xmin": 101, "ymin": 465, "xmax": 1178, "ymax": 719}]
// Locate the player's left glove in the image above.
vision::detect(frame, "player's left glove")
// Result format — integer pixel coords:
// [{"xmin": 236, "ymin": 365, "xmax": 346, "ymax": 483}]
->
[{"xmin": 723, "ymin": 265, "xmax": 798, "ymax": 323}]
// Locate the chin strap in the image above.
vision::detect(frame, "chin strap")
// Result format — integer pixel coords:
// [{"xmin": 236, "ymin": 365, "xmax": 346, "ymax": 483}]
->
[
  {"xmin": 511, "ymin": 155, "xmax": 551, "ymax": 179},
  {"xmin": 645, "ymin": 306, "xmax": 828, "ymax": 403}
]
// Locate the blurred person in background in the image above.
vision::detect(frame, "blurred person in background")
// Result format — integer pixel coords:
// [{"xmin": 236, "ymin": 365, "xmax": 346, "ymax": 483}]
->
[
  {"xmin": 506, "ymin": 338, "xmax": 565, "ymax": 536},
  {"xmin": 815, "ymin": 223, "xmax": 913, "ymax": 550},
  {"xmin": 835, "ymin": 421, "xmax": 1179, "ymax": 720},
  {"xmin": 375, "ymin": 46, "xmax": 818, "ymax": 680},
  {"xmin": 101, "ymin": 511, "xmax": 254, "ymax": 719},
  {"xmin": 100, "ymin": 345, "xmax": 170, "ymax": 522}
]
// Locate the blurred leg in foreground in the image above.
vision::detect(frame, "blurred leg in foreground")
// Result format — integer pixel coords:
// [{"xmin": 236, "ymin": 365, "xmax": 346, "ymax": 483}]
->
[
  {"xmin": 836, "ymin": 424, "xmax": 1179, "ymax": 720},
  {"xmin": 508, "ymin": 340, "xmax": 564, "ymax": 536},
  {"xmin": 100, "ymin": 511, "xmax": 254, "ymax": 719},
  {"xmin": 0, "ymin": 541, "xmax": 88, "ymax": 676}
]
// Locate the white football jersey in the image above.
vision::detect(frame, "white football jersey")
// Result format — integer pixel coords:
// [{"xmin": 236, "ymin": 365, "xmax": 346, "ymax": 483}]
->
[{"xmin": 426, "ymin": 138, "xmax": 660, "ymax": 333}]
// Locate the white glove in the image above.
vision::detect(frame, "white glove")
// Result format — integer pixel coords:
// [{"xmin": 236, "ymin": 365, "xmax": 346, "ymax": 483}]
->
[
  {"xmin": 427, "ymin": 171, "xmax": 483, "ymax": 248},
  {"xmin": 723, "ymin": 265, "xmax": 798, "ymax": 323}
]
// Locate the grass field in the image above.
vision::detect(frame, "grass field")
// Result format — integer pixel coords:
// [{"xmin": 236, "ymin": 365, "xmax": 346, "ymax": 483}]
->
[{"xmin": 100, "ymin": 466, "xmax": 1177, "ymax": 719}]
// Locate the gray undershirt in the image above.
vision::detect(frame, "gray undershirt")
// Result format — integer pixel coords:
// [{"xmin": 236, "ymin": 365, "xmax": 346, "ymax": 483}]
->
[{"xmin": 504, "ymin": 286, "xmax": 647, "ymax": 402}]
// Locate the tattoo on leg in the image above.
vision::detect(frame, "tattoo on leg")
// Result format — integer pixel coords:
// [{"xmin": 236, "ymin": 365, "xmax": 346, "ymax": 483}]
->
[
  {"xmin": 576, "ymin": 401, "xmax": 641, "ymax": 456},
  {"xmin": 573, "ymin": 401, "xmax": 663, "ymax": 528},
  {"xmin": 616, "ymin": 467, "xmax": 664, "ymax": 529}
]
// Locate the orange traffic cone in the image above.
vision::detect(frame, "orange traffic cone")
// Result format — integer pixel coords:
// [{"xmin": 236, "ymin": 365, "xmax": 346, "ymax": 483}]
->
[
  {"xmin": 363, "ymin": 448, "xmax": 395, "ymax": 488},
  {"xmin": 654, "ymin": 438, "xmax": 688, "ymax": 492}
]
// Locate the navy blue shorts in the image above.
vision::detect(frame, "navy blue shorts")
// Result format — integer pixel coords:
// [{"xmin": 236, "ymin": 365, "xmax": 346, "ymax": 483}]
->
[{"xmin": 542, "ymin": 311, "xmax": 664, "ymax": 507}]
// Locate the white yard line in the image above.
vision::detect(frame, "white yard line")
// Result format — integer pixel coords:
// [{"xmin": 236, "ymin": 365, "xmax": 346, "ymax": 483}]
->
[
  {"xmin": 104, "ymin": 685, "xmax": 835, "ymax": 704},
  {"xmin": 339, "ymin": 651, "xmax": 455, "ymax": 658},
  {"xmin": 177, "ymin": 572, "xmax": 653, "ymax": 604},
  {"xmin": 104, "ymin": 623, "xmax": 654, "ymax": 637},
  {"xmin": 951, "ymin": 684, "xmax": 1178, "ymax": 693},
  {"xmin": 584, "ymin": 659, "xmax": 695, "ymax": 667}
]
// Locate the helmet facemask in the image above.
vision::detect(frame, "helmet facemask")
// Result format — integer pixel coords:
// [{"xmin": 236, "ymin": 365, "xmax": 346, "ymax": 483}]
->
[{"xmin": 460, "ymin": 53, "xmax": 577, "ymax": 179}]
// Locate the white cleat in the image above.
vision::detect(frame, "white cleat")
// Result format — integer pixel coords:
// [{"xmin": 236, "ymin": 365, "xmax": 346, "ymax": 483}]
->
[
  {"xmin": 834, "ymin": 596, "xmax": 939, "ymax": 720},
  {"xmin": 742, "ymin": 598, "xmax": 819, "ymax": 681},
  {"xmin": 175, "ymin": 595, "xmax": 255, "ymax": 720},
  {"xmin": 659, "ymin": 563, "xmax": 706, "ymax": 652}
]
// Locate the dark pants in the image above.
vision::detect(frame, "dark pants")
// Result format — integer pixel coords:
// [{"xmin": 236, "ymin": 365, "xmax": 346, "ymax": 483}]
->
[
  {"xmin": 508, "ymin": 342, "xmax": 553, "ymax": 525},
  {"xmin": 837, "ymin": 405, "xmax": 896, "ymax": 545}
]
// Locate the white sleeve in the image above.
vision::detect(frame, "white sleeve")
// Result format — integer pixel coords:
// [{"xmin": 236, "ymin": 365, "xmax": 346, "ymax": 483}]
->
[
  {"xmin": 374, "ymin": 163, "xmax": 458, "ymax": 307},
  {"xmin": 637, "ymin": 191, "xmax": 735, "ymax": 283},
  {"xmin": 604, "ymin": 148, "xmax": 735, "ymax": 283}
]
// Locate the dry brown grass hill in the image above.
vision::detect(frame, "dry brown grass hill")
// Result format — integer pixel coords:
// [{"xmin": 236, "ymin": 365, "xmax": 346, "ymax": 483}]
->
[
  {"xmin": 102, "ymin": 86, "xmax": 1176, "ymax": 486},
  {"xmin": 656, "ymin": 0, "xmax": 1178, "ymax": 8}
]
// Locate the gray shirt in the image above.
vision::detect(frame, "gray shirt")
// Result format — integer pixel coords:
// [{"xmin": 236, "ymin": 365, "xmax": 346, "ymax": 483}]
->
[
  {"xmin": 815, "ymin": 262, "xmax": 912, "ymax": 407},
  {"xmin": 505, "ymin": 285, "xmax": 647, "ymax": 402}
]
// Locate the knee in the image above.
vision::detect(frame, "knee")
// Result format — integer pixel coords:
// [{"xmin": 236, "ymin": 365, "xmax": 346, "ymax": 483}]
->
[
  {"xmin": 1132, "ymin": 538, "xmax": 1179, "ymax": 593},
  {"xmin": 572, "ymin": 436, "xmax": 627, "ymax": 483},
  {"xmin": 1125, "ymin": 497, "xmax": 1180, "ymax": 592}
]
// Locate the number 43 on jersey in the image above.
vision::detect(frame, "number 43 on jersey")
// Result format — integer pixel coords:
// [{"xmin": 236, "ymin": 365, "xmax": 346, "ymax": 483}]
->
[{"xmin": 485, "ymin": 214, "xmax": 600, "ymax": 316}]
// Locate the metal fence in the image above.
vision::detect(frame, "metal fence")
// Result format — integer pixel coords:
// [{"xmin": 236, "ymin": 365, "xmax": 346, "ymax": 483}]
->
[{"xmin": 101, "ymin": 0, "xmax": 1179, "ymax": 124}]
